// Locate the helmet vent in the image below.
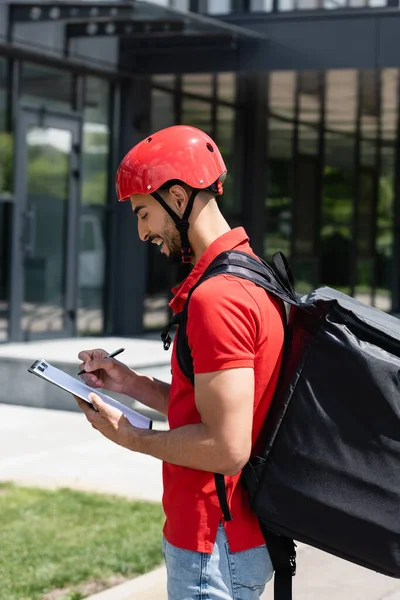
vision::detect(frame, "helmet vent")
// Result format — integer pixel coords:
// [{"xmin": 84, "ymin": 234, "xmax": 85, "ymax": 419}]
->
[
  {"xmin": 206, "ymin": 143, "xmax": 214, "ymax": 153},
  {"xmin": 146, "ymin": 137, "xmax": 152, "ymax": 143}
]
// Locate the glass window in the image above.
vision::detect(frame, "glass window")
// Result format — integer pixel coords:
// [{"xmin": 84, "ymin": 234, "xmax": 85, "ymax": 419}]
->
[
  {"xmin": 266, "ymin": 68, "xmax": 395, "ymax": 310},
  {"xmin": 354, "ymin": 72, "xmax": 380, "ymax": 306},
  {"xmin": 360, "ymin": 70, "xmax": 379, "ymax": 117},
  {"xmin": 321, "ymin": 133, "xmax": 355, "ymax": 294},
  {"xmin": 360, "ymin": 136, "xmax": 377, "ymax": 167},
  {"xmin": 376, "ymin": 145, "xmax": 394, "ymax": 313},
  {"xmin": 21, "ymin": 124, "xmax": 71, "ymax": 336},
  {"xmin": 381, "ymin": 69, "xmax": 397, "ymax": 144},
  {"xmin": 0, "ymin": 202, "xmax": 11, "ymax": 342},
  {"xmin": 143, "ymin": 86, "xmax": 178, "ymax": 331},
  {"xmin": 77, "ymin": 210, "xmax": 106, "ymax": 333},
  {"xmin": 216, "ymin": 105, "xmax": 238, "ymax": 222},
  {"xmin": 325, "ymin": 70, "xmax": 358, "ymax": 134},
  {"xmin": 218, "ymin": 73, "xmax": 236, "ymax": 104},
  {"xmin": 279, "ymin": 0, "xmax": 296, "ymax": 10},
  {"xmin": 181, "ymin": 97, "xmax": 212, "ymax": 135},
  {"xmin": 171, "ymin": 0, "xmax": 189, "ymax": 8},
  {"xmin": 82, "ymin": 77, "xmax": 110, "ymax": 206},
  {"xmin": 293, "ymin": 157, "xmax": 318, "ymax": 258},
  {"xmin": 265, "ymin": 127, "xmax": 293, "ymax": 259},
  {"xmin": 355, "ymin": 168, "xmax": 376, "ymax": 309},
  {"xmin": 182, "ymin": 74, "xmax": 213, "ymax": 99},
  {"xmin": 0, "ymin": 58, "xmax": 11, "ymax": 341},
  {"xmin": 296, "ymin": 0, "xmax": 322, "ymax": 7},
  {"xmin": 291, "ymin": 73, "xmax": 323, "ymax": 289},
  {"xmin": 207, "ymin": 0, "xmax": 231, "ymax": 13},
  {"xmin": 0, "ymin": 58, "xmax": 12, "ymax": 198},
  {"xmin": 78, "ymin": 76, "xmax": 111, "ymax": 336},
  {"xmin": 269, "ymin": 71, "xmax": 296, "ymax": 120},
  {"xmin": 265, "ymin": 72, "xmax": 295, "ymax": 264},
  {"xmin": 298, "ymin": 72, "xmax": 322, "ymax": 156},
  {"xmin": 376, "ymin": 69, "xmax": 397, "ymax": 313},
  {"xmin": 321, "ymin": 71, "xmax": 357, "ymax": 294},
  {"xmin": 251, "ymin": 0, "xmax": 273, "ymax": 10},
  {"xmin": 360, "ymin": 73, "xmax": 379, "ymax": 169},
  {"xmin": 152, "ymin": 74, "xmax": 176, "ymax": 91},
  {"xmin": 21, "ymin": 64, "xmax": 74, "ymax": 112},
  {"xmin": 152, "ymin": 88, "xmax": 175, "ymax": 132},
  {"xmin": 357, "ymin": 168, "xmax": 376, "ymax": 257}
]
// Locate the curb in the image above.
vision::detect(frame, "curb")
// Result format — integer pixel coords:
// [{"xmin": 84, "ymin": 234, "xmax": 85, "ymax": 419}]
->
[{"xmin": 85, "ymin": 565, "xmax": 167, "ymax": 600}]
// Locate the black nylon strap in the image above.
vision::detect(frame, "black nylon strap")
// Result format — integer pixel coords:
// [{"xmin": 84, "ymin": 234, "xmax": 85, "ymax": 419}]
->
[
  {"xmin": 274, "ymin": 571, "xmax": 293, "ymax": 600},
  {"xmin": 182, "ymin": 189, "xmax": 198, "ymax": 221},
  {"xmin": 272, "ymin": 251, "xmax": 296, "ymax": 298},
  {"xmin": 214, "ymin": 474, "xmax": 232, "ymax": 521},
  {"xmin": 152, "ymin": 189, "xmax": 199, "ymax": 263},
  {"xmin": 151, "ymin": 191, "xmax": 181, "ymax": 225},
  {"xmin": 260, "ymin": 524, "xmax": 296, "ymax": 600}
]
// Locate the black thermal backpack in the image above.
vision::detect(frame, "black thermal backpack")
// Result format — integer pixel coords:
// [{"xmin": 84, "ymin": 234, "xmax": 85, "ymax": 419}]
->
[{"xmin": 161, "ymin": 249, "xmax": 400, "ymax": 600}]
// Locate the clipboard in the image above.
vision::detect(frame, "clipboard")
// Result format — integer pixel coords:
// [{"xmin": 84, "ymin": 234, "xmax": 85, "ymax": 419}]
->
[{"xmin": 27, "ymin": 359, "xmax": 152, "ymax": 430}]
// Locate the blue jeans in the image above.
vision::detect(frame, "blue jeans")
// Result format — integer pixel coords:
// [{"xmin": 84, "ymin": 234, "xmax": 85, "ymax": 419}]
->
[{"xmin": 162, "ymin": 522, "xmax": 274, "ymax": 600}]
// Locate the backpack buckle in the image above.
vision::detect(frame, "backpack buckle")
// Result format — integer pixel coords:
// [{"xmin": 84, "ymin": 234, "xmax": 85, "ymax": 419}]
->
[
  {"xmin": 181, "ymin": 246, "xmax": 192, "ymax": 264},
  {"xmin": 161, "ymin": 312, "xmax": 182, "ymax": 351},
  {"xmin": 161, "ymin": 333, "xmax": 172, "ymax": 351},
  {"xmin": 161, "ymin": 323, "xmax": 173, "ymax": 351}
]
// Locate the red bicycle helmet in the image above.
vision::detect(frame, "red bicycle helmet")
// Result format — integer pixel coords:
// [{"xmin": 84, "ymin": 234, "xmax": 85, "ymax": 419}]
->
[{"xmin": 116, "ymin": 125, "xmax": 226, "ymax": 201}]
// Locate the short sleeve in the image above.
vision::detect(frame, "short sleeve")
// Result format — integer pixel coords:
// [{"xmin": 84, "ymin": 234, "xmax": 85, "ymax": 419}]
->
[{"xmin": 186, "ymin": 275, "xmax": 262, "ymax": 374}]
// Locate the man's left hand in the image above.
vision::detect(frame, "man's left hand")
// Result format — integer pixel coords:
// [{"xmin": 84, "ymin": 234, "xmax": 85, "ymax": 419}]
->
[{"xmin": 74, "ymin": 393, "xmax": 136, "ymax": 448}]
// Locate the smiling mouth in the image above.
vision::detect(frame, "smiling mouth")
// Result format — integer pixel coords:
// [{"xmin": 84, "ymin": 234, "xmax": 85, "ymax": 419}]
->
[
  {"xmin": 151, "ymin": 237, "xmax": 163, "ymax": 247},
  {"xmin": 150, "ymin": 237, "xmax": 165, "ymax": 253}
]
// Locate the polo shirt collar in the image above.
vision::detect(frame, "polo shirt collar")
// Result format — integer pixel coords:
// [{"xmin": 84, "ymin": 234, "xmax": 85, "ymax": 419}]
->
[{"xmin": 170, "ymin": 227, "xmax": 250, "ymax": 312}]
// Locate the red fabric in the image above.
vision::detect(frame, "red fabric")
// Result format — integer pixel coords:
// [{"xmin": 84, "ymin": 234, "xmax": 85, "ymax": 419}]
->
[{"xmin": 162, "ymin": 228, "xmax": 285, "ymax": 553}]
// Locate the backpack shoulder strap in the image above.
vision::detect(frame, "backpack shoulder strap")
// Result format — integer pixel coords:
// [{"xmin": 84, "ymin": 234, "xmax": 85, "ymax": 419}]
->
[
  {"xmin": 199, "ymin": 250, "xmax": 299, "ymax": 307},
  {"xmin": 162, "ymin": 250, "xmax": 299, "ymax": 381},
  {"xmin": 272, "ymin": 251, "xmax": 296, "ymax": 297}
]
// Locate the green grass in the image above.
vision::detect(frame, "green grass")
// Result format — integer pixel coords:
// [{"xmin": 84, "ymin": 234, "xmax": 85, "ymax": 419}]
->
[{"xmin": 0, "ymin": 483, "xmax": 165, "ymax": 600}]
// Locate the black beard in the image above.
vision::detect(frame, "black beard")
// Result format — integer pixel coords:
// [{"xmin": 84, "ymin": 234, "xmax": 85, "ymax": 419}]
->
[
  {"xmin": 166, "ymin": 247, "xmax": 183, "ymax": 265},
  {"xmin": 160, "ymin": 225, "xmax": 190, "ymax": 265},
  {"xmin": 163, "ymin": 230, "xmax": 185, "ymax": 264}
]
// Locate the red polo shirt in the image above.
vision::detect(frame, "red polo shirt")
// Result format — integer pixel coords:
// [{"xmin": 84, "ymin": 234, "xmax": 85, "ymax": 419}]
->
[{"xmin": 162, "ymin": 227, "xmax": 284, "ymax": 553}]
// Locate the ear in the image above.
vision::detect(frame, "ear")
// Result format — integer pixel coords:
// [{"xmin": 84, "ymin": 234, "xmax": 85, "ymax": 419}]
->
[{"xmin": 168, "ymin": 184, "xmax": 190, "ymax": 217}]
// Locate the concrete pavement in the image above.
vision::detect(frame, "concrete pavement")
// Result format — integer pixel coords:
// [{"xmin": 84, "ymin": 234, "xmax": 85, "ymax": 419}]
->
[{"xmin": 0, "ymin": 403, "xmax": 166, "ymax": 502}]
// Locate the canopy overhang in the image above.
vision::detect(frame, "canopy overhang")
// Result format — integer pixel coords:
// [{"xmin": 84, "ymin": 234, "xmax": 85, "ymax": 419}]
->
[{"xmin": 3, "ymin": 0, "xmax": 267, "ymax": 74}]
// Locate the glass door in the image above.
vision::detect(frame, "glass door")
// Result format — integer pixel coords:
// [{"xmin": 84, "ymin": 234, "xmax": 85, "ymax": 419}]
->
[{"xmin": 10, "ymin": 109, "xmax": 80, "ymax": 341}]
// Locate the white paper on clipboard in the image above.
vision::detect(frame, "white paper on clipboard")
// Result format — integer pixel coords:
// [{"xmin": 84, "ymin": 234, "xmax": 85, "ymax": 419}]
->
[{"xmin": 27, "ymin": 359, "xmax": 152, "ymax": 430}]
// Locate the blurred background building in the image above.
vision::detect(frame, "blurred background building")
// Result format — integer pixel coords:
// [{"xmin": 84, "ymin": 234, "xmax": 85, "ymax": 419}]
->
[{"xmin": 0, "ymin": 0, "xmax": 399, "ymax": 342}]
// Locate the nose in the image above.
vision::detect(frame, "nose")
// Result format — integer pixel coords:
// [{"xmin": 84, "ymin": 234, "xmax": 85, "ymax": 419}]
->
[{"xmin": 138, "ymin": 220, "xmax": 150, "ymax": 242}]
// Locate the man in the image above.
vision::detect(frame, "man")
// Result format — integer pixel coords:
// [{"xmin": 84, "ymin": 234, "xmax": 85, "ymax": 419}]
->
[{"xmin": 76, "ymin": 125, "xmax": 285, "ymax": 600}]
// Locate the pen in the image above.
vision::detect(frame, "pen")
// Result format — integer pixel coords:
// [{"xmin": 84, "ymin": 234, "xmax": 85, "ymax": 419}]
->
[{"xmin": 77, "ymin": 347, "xmax": 125, "ymax": 376}]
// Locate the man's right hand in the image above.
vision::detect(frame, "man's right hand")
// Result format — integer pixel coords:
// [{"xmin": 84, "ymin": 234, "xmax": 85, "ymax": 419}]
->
[{"xmin": 78, "ymin": 349, "xmax": 132, "ymax": 395}]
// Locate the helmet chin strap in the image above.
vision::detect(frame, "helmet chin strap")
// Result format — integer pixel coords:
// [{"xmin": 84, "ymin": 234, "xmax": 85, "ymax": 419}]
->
[{"xmin": 151, "ymin": 189, "xmax": 199, "ymax": 264}]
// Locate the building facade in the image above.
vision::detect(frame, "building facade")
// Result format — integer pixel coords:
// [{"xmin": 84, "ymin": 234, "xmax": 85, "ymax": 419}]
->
[{"xmin": 1, "ymin": 0, "xmax": 400, "ymax": 342}]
